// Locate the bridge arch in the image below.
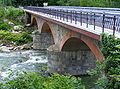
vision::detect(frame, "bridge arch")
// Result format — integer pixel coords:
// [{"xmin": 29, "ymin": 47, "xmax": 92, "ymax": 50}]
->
[
  {"xmin": 40, "ymin": 22, "xmax": 56, "ymax": 44},
  {"xmin": 31, "ymin": 16, "xmax": 38, "ymax": 27},
  {"xmin": 60, "ymin": 31, "xmax": 104, "ymax": 62}
]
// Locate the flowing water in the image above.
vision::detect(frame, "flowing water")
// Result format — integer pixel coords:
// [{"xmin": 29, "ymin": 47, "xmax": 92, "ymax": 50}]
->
[
  {"xmin": 0, "ymin": 50, "xmax": 48, "ymax": 80},
  {"xmin": 0, "ymin": 50, "xmax": 96, "ymax": 89}
]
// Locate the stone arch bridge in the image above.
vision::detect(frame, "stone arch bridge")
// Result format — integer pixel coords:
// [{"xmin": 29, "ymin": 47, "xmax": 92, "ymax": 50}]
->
[{"xmin": 24, "ymin": 6, "xmax": 120, "ymax": 75}]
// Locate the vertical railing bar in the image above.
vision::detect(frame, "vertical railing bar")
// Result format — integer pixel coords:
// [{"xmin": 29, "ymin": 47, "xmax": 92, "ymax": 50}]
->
[
  {"xmin": 57, "ymin": 9, "xmax": 58, "ymax": 19},
  {"xmin": 63, "ymin": 10, "xmax": 65, "ymax": 21},
  {"xmin": 93, "ymin": 13, "xmax": 95, "ymax": 30},
  {"xmin": 54, "ymin": 9, "xmax": 56, "ymax": 18},
  {"xmin": 80, "ymin": 12, "xmax": 82, "ymax": 26},
  {"xmin": 75, "ymin": 11, "xmax": 77, "ymax": 24},
  {"xmin": 66, "ymin": 10, "xmax": 68, "ymax": 22},
  {"xmin": 86, "ymin": 12, "xmax": 88, "ymax": 28},
  {"xmin": 102, "ymin": 14, "xmax": 105, "ymax": 33},
  {"xmin": 113, "ymin": 16, "xmax": 116, "ymax": 35},
  {"xmin": 71, "ymin": 11, "xmax": 72, "ymax": 23},
  {"xmin": 90, "ymin": 12, "xmax": 92, "ymax": 25},
  {"xmin": 60, "ymin": 9, "xmax": 61, "ymax": 20}
]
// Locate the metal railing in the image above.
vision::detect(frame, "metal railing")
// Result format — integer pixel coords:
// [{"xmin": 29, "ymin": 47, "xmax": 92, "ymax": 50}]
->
[{"xmin": 24, "ymin": 6, "xmax": 120, "ymax": 35}]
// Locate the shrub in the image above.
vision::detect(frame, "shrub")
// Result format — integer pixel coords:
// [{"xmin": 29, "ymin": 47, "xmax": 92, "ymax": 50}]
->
[
  {"xmin": 5, "ymin": 6, "xmax": 25, "ymax": 25},
  {"xmin": 0, "ymin": 72, "xmax": 85, "ymax": 89},
  {"xmin": 0, "ymin": 22, "xmax": 12, "ymax": 30},
  {"xmin": 89, "ymin": 34, "xmax": 120, "ymax": 89},
  {"xmin": 0, "ymin": 30, "xmax": 32, "ymax": 45}
]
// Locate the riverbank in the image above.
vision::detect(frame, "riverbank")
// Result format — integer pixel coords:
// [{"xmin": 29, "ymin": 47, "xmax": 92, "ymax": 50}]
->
[
  {"xmin": 0, "ymin": 6, "xmax": 33, "ymax": 52},
  {"xmin": 0, "ymin": 43, "xmax": 32, "ymax": 52}
]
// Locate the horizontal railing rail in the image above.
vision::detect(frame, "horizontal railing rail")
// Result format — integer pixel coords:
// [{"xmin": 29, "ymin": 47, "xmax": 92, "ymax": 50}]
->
[{"xmin": 24, "ymin": 6, "xmax": 120, "ymax": 35}]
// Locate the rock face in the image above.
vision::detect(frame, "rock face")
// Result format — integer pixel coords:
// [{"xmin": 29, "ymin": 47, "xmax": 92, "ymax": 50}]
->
[{"xmin": 0, "ymin": 46, "xmax": 11, "ymax": 52}]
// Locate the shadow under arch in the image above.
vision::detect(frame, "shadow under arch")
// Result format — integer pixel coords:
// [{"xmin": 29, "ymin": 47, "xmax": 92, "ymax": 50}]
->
[
  {"xmin": 61, "ymin": 37, "xmax": 90, "ymax": 51},
  {"xmin": 31, "ymin": 16, "xmax": 38, "ymax": 28},
  {"xmin": 60, "ymin": 32, "xmax": 104, "ymax": 62},
  {"xmin": 40, "ymin": 22, "xmax": 56, "ymax": 44}
]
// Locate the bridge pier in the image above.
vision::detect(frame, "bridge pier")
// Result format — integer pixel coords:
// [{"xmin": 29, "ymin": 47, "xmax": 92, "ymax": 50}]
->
[
  {"xmin": 25, "ymin": 12, "xmax": 31, "ymax": 24},
  {"xmin": 32, "ymin": 31, "xmax": 54, "ymax": 50},
  {"xmin": 47, "ymin": 50, "xmax": 96, "ymax": 75}
]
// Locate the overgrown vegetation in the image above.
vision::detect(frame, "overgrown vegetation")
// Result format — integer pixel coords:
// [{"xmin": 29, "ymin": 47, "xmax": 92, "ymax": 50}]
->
[
  {"xmin": 89, "ymin": 33, "xmax": 120, "ymax": 89},
  {"xmin": 0, "ymin": 6, "xmax": 32, "ymax": 46},
  {"xmin": 0, "ymin": 72, "xmax": 85, "ymax": 89},
  {"xmin": 80, "ymin": 0, "xmax": 120, "ymax": 8},
  {"xmin": 0, "ymin": 0, "xmax": 80, "ymax": 6},
  {"xmin": 0, "ymin": 30, "xmax": 32, "ymax": 45}
]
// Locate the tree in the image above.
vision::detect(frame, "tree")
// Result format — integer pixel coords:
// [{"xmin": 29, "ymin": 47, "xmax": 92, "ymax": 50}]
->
[{"xmin": 80, "ymin": 0, "xmax": 120, "ymax": 7}]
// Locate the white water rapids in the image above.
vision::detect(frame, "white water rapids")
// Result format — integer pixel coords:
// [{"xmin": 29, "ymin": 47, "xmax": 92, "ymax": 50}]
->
[{"xmin": 0, "ymin": 50, "xmax": 48, "ymax": 80}]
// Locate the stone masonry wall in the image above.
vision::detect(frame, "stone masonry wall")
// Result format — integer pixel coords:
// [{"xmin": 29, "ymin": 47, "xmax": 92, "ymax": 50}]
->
[
  {"xmin": 47, "ymin": 50, "xmax": 96, "ymax": 75},
  {"xmin": 33, "ymin": 31, "xmax": 54, "ymax": 50}
]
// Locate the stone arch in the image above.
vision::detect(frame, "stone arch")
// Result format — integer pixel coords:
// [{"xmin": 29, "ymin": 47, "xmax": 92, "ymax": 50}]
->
[
  {"xmin": 31, "ymin": 16, "xmax": 38, "ymax": 27},
  {"xmin": 60, "ymin": 31, "xmax": 104, "ymax": 62},
  {"xmin": 40, "ymin": 22, "xmax": 56, "ymax": 44}
]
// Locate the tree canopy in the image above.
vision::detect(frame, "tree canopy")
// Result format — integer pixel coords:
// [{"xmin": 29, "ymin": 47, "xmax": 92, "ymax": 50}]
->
[
  {"xmin": 0, "ymin": 0, "xmax": 80, "ymax": 6},
  {"xmin": 80, "ymin": 0, "xmax": 120, "ymax": 8}
]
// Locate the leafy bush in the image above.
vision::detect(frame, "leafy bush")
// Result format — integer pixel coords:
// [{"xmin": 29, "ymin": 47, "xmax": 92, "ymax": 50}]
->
[
  {"xmin": 89, "ymin": 34, "xmax": 120, "ymax": 89},
  {"xmin": 101, "ymin": 33, "xmax": 120, "ymax": 58},
  {"xmin": 0, "ymin": 6, "xmax": 25, "ymax": 26},
  {"xmin": 0, "ymin": 30, "xmax": 32, "ymax": 45},
  {"xmin": 80, "ymin": 0, "xmax": 120, "ymax": 7},
  {"xmin": 0, "ymin": 22, "xmax": 12, "ymax": 30},
  {"xmin": 5, "ymin": 6, "xmax": 25, "ymax": 25},
  {"xmin": 0, "ymin": 72, "xmax": 85, "ymax": 89}
]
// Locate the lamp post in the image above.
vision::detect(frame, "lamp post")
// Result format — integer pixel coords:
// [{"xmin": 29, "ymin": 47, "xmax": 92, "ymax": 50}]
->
[{"xmin": 43, "ymin": 2, "xmax": 48, "ymax": 7}]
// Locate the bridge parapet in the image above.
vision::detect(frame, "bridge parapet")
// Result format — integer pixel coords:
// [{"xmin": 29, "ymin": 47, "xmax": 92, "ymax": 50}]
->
[{"xmin": 24, "ymin": 6, "xmax": 120, "ymax": 38}]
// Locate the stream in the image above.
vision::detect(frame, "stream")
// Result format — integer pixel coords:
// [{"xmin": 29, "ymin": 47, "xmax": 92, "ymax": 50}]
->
[{"xmin": 0, "ymin": 50, "xmax": 96, "ymax": 89}]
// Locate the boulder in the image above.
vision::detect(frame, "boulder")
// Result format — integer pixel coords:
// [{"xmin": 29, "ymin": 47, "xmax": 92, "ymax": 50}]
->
[
  {"xmin": 20, "ymin": 43, "xmax": 33, "ymax": 50},
  {"xmin": 13, "ymin": 25, "xmax": 24, "ymax": 31},
  {"xmin": 0, "ymin": 46, "xmax": 11, "ymax": 52}
]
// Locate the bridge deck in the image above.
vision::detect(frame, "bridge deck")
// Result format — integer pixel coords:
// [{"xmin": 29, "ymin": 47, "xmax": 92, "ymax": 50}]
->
[{"xmin": 24, "ymin": 6, "xmax": 120, "ymax": 39}]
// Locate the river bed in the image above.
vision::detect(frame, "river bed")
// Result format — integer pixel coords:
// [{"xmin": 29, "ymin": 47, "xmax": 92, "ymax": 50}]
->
[{"xmin": 0, "ymin": 50, "xmax": 96, "ymax": 89}]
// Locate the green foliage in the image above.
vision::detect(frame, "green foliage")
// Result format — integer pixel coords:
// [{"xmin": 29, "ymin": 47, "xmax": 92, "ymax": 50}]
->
[
  {"xmin": 5, "ymin": 6, "xmax": 25, "ymax": 25},
  {"xmin": 104, "ymin": 57, "xmax": 120, "ymax": 75},
  {"xmin": 101, "ymin": 33, "xmax": 120, "ymax": 58},
  {"xmin": 90, "ymin": 34, "xmax": 120, "ymax": 89},
  {"xmin": 57, "ymin": 0, "xmax": 80, "ymax": 6},
  {"xmin": 0, "ymin": 72, "xmax": 85, "ymax": 89},
  {"xmin": 0, "ymin": 6, "xmax": 25, "ymax": 26},
  {"xmin": 0, "ymin": 22, "xmax": 12, "ymax": 30},
  {"xmin": 0, "ymin": 30, "xmax": 32, "ymax": 45},
  {"xmin": 0, "ymin": 6, "xmax": 32, "ymax": 45},
  {"xmin": 80, "ymin": 0, "xmax": 120, "ymax": 8}
]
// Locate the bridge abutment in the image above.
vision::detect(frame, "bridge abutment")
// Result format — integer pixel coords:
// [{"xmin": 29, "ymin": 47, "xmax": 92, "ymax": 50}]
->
[
  {"xmin": 32, "ymin": 31, "xmax": 54, "ymax": 50},
  {"xmin": 47, "ymin": 50, "xmax": 96, "ymax": 75}
]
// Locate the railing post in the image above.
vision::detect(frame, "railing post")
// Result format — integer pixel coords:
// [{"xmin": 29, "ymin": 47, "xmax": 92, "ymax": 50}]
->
[
  {"xmin": 60, "ymin": 9, "xmax": 61, "ymax": 20},
  {"xmin": 54, "ymin": 9, "xmax": 56, "ymax": 18},
  {"xmin": 63, "ymin": 10, "xmax": 65, "ymax": 21},
  {"xmin": 80, "ymin": 12, "xmax": 82, "ymax": 26},
  {"xmin": 93, "ymin": 13, "xmax": 95, "ymax": 30},
  {"xmin": 90, "ymin": 12, "xmax": 92, "ymax": 25},
  {"xmin": 57, "ymin": 9, "xmax": 59, "ymax": 19},
  {"xmin": 86, "ymin": 12, "xmax": 88, "ymax": 28},
  {"xmin": 113, "ymin": 16, "xmax": 116, "ymax": 35},
  {"xmin": 71, "ymin": 11, "xmax": 72, "ymax": 23},
  {"xmin": 102, "ymin": 14, "xmax": 105, "ymax": 33},
  {"xmin": 66, "ymin": 10, "xmax": 68, "ymax": 22},
  {"xmin": 75, "ymin": 11, "xmax": 77, "ymax": 24}
]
